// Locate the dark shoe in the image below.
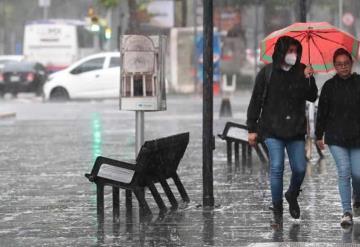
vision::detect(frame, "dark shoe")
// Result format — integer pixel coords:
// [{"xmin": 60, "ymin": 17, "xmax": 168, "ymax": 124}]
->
[
  {"xmin": 285, "ymin": 190, "xmax": 301, "ymax": 219},
  {"xmin": 353, "ymin": 202, "xmax": 360, "ymax": 217},
  {"xmin": 269, "ymin": 202, "xmax": 283, "ymax": 227},
  {"xmin": 341, "ymin": 212, "xmax": 353, "ymax": 227}
]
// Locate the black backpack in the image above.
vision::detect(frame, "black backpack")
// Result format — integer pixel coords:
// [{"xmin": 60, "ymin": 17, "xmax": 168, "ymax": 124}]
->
[{"xmin": 261, "ymin": 64, "xmax": 273, "ymax": 108}]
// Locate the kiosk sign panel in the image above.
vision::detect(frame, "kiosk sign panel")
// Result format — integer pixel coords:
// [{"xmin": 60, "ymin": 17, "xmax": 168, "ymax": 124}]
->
[{"xmin": 120, "ymin": 35, "xmax": 167, "ymax": 111}]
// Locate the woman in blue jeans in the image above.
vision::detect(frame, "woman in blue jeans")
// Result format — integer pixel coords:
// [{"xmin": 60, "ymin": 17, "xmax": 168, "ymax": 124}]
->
[
  {"xmin": 247, "ymin": 36, "xmax": 318, "ymax": 226},
  {"xmin": 316, "ymin": 48, "xmax": 360, "ymax": 227}
]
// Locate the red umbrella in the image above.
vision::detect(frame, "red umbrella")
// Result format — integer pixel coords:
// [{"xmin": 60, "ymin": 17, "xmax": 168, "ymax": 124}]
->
[{"xmin": 260, "ymin": 22, "xmax": 360, "ymax": 72}]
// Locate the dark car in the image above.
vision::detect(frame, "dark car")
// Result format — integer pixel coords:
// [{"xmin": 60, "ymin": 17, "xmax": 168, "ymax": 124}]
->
[{"xmin": 0, "ymin": 61, "xmax": 47, "ymax": 97}]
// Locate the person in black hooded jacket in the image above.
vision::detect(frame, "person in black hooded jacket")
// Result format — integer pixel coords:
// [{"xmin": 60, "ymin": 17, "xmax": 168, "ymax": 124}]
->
[
  {"xmin": 246, "ymin": 36, "xmax": 318, "ymax": 226},
  {"xmin": 316, "ymin": 48, "xmax": 360, "ymax": 227}
]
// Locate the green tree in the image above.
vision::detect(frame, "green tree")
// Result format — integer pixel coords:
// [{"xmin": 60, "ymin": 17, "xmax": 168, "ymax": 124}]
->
[
  {"xmin": 98, "ymin": 0, "xmax": 119, "ymax": 9},
  {"xmin": 97, "ymin": 0, "xmax": 144, "ymax": 33}
]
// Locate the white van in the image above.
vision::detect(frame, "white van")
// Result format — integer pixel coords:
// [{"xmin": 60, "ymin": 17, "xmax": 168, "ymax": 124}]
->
[{"xmin": 23, "ymin": 19, "xmax": 96, "ymax": 73}]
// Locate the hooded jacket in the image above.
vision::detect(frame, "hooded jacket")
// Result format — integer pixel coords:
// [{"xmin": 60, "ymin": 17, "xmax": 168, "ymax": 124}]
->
[
  {"xmin": 315, "ymin": 73, "xmax": 360, "ymax": 147},
  {"xmin": 247, "ymin": 36, "xmax": 318, "ymax": 140}
]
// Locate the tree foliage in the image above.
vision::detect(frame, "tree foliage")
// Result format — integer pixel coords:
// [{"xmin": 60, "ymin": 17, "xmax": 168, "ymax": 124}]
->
[{"xmin": 98, "ymin": 0, "xmax": 119, "ymax": 9}]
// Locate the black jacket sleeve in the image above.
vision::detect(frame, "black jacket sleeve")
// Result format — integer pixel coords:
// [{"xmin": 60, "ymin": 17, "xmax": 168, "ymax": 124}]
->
[
  {"xmin": 315, "ymin": 81, "xmax": 331, "ymax": 140},
  {"xmin": 304, "ymin": 76, "xmax": 318, "ymax": 102},
  {"xmin": 246, "ymin": 67, "xmax": 266, "ymax": 133}
]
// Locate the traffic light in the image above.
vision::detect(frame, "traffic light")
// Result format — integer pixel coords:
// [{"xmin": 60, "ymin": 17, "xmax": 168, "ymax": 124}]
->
[
  {"xmin": 87, "ymin": 6, "xmax": 100, "ymax": 32},
  {"xmin": 87, "ymin": 6, "xmax": 95, "ymax": 17},
  {"xmin": 105, "ymin": 27, "xmax": 112, "ymax": 40},
  {"xmin": 90, "ymin": 16, "xmax": 100, "ymax": 32},
  {"xmin": 91, "ymin": 15, "xmax": 99, "ymax": 24}
]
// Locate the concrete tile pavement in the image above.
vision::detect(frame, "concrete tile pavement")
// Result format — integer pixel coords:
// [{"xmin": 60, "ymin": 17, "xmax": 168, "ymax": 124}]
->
[{"xmin": 0, "ymin": 93, "xmax": 359, "ymax": 246}]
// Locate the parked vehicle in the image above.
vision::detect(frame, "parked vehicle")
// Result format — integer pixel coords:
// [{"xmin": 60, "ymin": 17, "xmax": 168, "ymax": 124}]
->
[
  {"xmin": 0, "ymin": 55, "xmax": 24, "ymax": 70},
  {"xmin": 23, "ymin": 19, "xmax": 97, "ymax": 73},
  {"xmin": 43, "ymin": 52, "xmax": 120, "ymax": 101},
  {"xmin": 0, "ymin": 61, "xmax": 47, "ymax": 97}
]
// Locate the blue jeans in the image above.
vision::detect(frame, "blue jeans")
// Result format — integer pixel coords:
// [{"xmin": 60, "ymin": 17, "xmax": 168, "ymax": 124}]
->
[
  {"xmin": 264, "ymin": 138, "xmax": 307, "ymax": 204},
  {"xmin": 329, "ymin": 145, "xmax": 360, "ymax": 214}
]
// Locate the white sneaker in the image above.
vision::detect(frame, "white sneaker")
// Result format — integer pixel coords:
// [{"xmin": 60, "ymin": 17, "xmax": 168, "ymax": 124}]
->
[{"xmin": 341, "ymin": 212, "xmax": 353, "ymax": 227}]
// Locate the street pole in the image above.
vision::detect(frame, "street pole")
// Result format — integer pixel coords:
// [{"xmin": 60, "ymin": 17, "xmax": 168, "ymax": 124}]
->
[
  {"xmin": 193, "ymin": 0, "xmax": 198, "ymax": 93},
  {"xmin": 135, "ymin": 111, "xmax": 144, "ymax": 156},
  {"xmin": 43, "ymin": 6, "xmax": 48, "ymax": 20},
  {"xmin": 106, "ymin": 8, "xmax": 112, "ymax": 51},
  {"xmin": 39, "ymin": 0, "xmax": 51, "ymax": 20},
  {"xmin": 202, "ymin": 0, "xmax": 214, "ymax": 207},
  {"xmin": 339, "ymin": 0, "xmax": 343, "ymax": 29},
  {"xmin": 254, "ymin": 0, "xmax": 259, "ymax": 77},
  {"xmin": 299, "ymin": 0, "xmax": 306, "ymax": 22},
  {"xmin": 0, "ymin": 0, "xmax": 6, "ymax": 54},
  {"xmin": 128, "ymin": 100, "xmax": 145, "ymax": 212},
  {"xmin": 181, "ymin": 0, "xmax": 187, "ymax": 27}
]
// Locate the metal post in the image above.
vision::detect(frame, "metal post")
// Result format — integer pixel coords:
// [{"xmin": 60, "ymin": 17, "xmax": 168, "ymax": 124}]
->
[
  {"xmin": 202, "ymin": 211, "xmax": 215, "ymax": 246},
  {"xmin": 135, "ymin": 111, "xmax": 144, "ymax": 155},
  {"xmin": 247, "ymin": 145, "xmax": 252, "ymax": 165},
  {"xmin": 234, "ymin": 142, "xmax": 239, "ymax": 166},
  {"xmin": 97, "ymin": 184, "xmax": 104, "ymax": 219},
  {"xmin": 193, "ymin": 0, "xmax": 199, "ymax": 93},
  {"xmin": 94, "ymin": 34, "xmax": 101, "ymax": 52},
  {"xmin": 106, "ymin": 8, "xmax": 113, "ymax": 51},
  {"xmin": 226, "ymin": 140, "xmax": 232, "ymax": 164},
  {"xmin": 339, "ymin": 0, "xmax": 343, "ymax": 29},
  {"xmin": 242, "ymin": 143, "xmax": 247, "ymax": 166},
  {"xmin": 181, "ymin": 0, "xmax": 187, "ymax": 27},
  {"xmin": 43, "ymin": 6, "xmax": 48, "ymax": 20},
  {"xmin": 40, "ymin": 0, "xmax": 51, "ymax": 20},
  {"xmin": 254, "ymin": 0, "xmax": 259, "ymax": 77},
  {"xmin": 0, "ymin": 1, "xmax": 5, "ymax": 54},
  {"xmin": 127, "ymin": 110, "xmax": 144, "ymax": 210},
  {"xmin": 299, "ymin": 0, "xmax": 307, "ymax": 22},
  {"xmin": 97, "ymin": 214, "xmax": 105, "ymax": 245},
  {"xmin": 202, "ymin": 0, "xmax": 214, "ymax": 207},
  {"xmin": 112, "ymin": 187, "xmax": 120, "ymax": 222}
]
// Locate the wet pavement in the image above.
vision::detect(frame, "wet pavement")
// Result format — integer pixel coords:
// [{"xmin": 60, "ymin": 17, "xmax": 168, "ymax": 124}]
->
[{"xmin": 1, "ymin": 93, "xmax": 360, "ymax": 246}]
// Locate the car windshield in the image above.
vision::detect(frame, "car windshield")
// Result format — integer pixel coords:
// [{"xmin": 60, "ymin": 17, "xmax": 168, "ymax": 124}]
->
[{"xmin": 3, "ymin": 62, "xmax": 36, "ymax": 72}]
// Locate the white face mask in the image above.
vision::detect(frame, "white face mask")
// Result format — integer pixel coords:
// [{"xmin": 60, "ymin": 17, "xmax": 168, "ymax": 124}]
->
[{"xmin": 284, "ymin": 53, "xmax": 297, "ymax": 66}]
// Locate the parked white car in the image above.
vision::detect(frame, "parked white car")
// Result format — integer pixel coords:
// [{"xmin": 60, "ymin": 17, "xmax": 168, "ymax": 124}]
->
[{"xmin": 43, "ymin": 52, "xmax": 120, "ymax": 101}]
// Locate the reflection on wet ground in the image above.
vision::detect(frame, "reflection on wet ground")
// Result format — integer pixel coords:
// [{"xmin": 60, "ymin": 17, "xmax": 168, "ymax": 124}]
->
[{"xmin": 0, "ymin": 94, "xmax": 359, "ymax": 246}]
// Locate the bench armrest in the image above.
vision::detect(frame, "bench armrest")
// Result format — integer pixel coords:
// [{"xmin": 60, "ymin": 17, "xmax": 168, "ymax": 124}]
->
[
  {"xmin": 94, "ymin": 156, "xmax": 138, "ymax": 171},
  {"xmin": 85, "ymin": 156, "xmax": 140, "ymax": 184},
  {"xmin": 218, "ymin": 134, "xmax": 224, "ymax": 139}
]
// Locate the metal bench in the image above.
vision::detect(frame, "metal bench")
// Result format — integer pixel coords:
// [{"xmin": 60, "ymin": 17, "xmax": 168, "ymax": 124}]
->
[
  {"xmin": 141, "ymin": 132, "xmax": 190, "ymax": 209},
  {"xmin": 85, "ymin": 132, "xmax": 190, "ymax": 218},
  {"xmin": 218, "ymin": 122, "xmax": 268, "ymax": 165}
]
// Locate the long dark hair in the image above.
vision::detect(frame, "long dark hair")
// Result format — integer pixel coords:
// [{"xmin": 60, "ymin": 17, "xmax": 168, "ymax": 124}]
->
[{"xmin": 272, "ymin": 36, "xmax": 302, "ymax": 68}]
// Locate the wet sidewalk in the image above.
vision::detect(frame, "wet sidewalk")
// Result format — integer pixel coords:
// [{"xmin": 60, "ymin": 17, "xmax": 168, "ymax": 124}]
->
[{"xmin": 0, "ymin": 93, "xmax": 359, "ymax": 246}]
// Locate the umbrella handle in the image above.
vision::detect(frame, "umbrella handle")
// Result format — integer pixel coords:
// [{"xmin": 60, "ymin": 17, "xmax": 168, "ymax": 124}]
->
[
  {"xmin": 305, "ymin": 64, "xmax": 313, "ymax": 86},
  {"xmin": 307, "ymin": 32, "xmax": 311, "ymax": 65}
]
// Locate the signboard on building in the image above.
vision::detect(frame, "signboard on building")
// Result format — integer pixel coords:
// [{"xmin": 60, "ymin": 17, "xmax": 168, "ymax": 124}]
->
[
  {"xmin": 38, "ymin": 0, "xmax": 51, "ymax": 7},
  {"xmin": 342, "ymin": 12, "xmax": 355, "ymax": 27},
  {"xmin": 196, "ymin": 32, "xmax": 221, "ymax": 83},
  {"xmin": 146, "ymin": 1, "xmax": 175, "ymax": 28}
]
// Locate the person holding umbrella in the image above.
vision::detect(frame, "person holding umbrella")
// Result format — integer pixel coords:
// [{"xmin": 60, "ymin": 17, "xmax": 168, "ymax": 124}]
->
[
  {"xmin": 316, "ymin": 48, "xmax": 360, "ymax": 227},
  {"xmin": 247, "ymin": 35, "xmax": 318, "ymax": 226}
]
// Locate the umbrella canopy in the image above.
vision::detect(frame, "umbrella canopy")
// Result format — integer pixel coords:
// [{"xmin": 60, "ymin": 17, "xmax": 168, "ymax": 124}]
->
[{"xmin": 260, "ymin": 22, "xmax": 360, "ymax": 72}]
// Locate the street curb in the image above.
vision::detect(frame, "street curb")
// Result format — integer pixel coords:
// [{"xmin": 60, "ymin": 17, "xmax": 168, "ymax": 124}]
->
[{"xmin": 0, "ymin": 112, "xmax": 16, "ymax": 119}]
